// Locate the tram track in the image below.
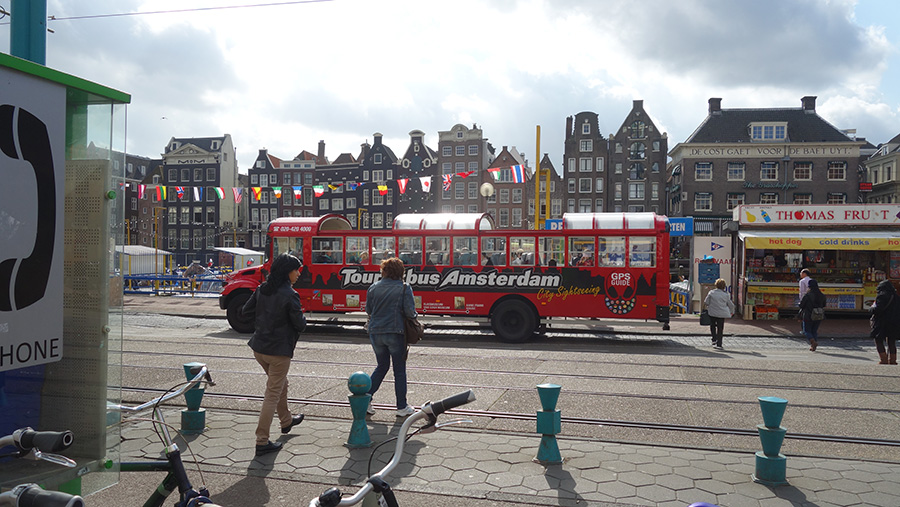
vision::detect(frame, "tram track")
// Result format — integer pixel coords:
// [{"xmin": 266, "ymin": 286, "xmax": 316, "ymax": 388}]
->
[{"xmin": 118, "ymin": 385, "xmax": 900, "ymax": 448}]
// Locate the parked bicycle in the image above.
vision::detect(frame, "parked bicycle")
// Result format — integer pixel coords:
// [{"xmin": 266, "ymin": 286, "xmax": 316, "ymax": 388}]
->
[
  {"xmin": 0, "ymin": 427, "xmax": 84, "ymax": 507},
  {"xmin": 310, "ymin": 389, "xmax": 477, "ymax": 507},
  {"xmin": 106, "ymin": 364, "xmax": 221, "ymax": 507}
]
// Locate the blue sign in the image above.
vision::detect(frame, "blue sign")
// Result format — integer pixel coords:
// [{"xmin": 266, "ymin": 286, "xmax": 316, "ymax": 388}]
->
[
  {"xmin": 669, "ymin": 217, "xmax": 694, "ymax": 236},
  {"xmin": 545, "ymin": 219, "xmax": 563, "ymax": 230}
]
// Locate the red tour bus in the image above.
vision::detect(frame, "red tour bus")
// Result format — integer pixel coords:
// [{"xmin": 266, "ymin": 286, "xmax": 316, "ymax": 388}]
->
[{"xmin": 220, "ymin": 212, "xmax": 671, "ymax": 342}]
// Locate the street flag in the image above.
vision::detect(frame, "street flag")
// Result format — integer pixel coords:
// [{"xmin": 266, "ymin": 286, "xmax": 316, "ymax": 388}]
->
[
  {"xmin": 378, "ymin": 184, "xmax": 389, "ymax": 196},
  {"xmin": 348, "ymin": 182, "xmax": 359, "ymax": 191},
  {"xmin": 175, "ymin": 186, "xmax": 185, "ymax": 199},
  {"xmin": 156, "ymin": 186, "xmax": 165, "ymax": 201},
  {"xmin": 138, "ymin": 184, "xmax": 146, "ymax": 200},
  {"xmin": 442, "ymin": 174, "xmax": 453, "ymax": 191},
  {"xmin": 194, "ymin": 186, "xmax": 203, "ymax": 201},
  {"xmin": 214, "ymin": 187, "xmax": 225, "ymax": 199},
  {"xmin": 313, "ymin": 185, "xmax": 325, "ymax": 197},
  {"xmin": 233, "ymin": 187, "xmax": 243, "ymax": 203},
  {"xmin": 511, "ymin": 165, "xmax": 526, "ymax": 184},
  {"xmin": 252, "ymin": 187, "xmax": 262, "ymax": 201},
  {"xmin": 487, "ymin": 167, "xmax": 501, "ymax": 181},
  {"xmin": 456, "ymin": 170, "xmax": 475, "ymax": 179},
  {"xmin": 328, "ymin": 183, "xmax": 343, "ymax": 191},
  {"xmin": 293, "ymin": 186, "xmax": 302, "ymax": 199},
  {"xmin": 397, "ymin": 178, "xmax": 409, "ymax": 194},
  {"xmin": 273, "ymin": 186, "xmax": 282, "ymax": 199},
  {"xmin": 419, "ymin": 176, "xmax": 432, "ymax": 192}
]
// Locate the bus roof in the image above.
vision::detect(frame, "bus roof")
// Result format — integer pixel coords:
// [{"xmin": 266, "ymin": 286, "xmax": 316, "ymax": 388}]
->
[
  {"xmin": 268, "ymin": 214, "xmax": 352, "ymax": 235},
  {"xmin": 562, "ymin": 212, "xmax": 662, "ymax": 230},
  {"xmin": 394, "ymin": 213, "xmax": 495, "ymax": 231}
]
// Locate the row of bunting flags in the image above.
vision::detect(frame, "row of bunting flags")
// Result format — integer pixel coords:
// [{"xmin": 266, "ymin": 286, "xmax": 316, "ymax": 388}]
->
[{"xmin": 130, "ymin": 165, "xmax": 530, "ymax": 203}]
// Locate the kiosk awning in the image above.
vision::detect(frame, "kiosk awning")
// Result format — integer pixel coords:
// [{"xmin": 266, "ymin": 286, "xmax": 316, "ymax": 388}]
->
[{"xmin": 738, "ymin": 230, "xmax": 900, "ymax": 250}]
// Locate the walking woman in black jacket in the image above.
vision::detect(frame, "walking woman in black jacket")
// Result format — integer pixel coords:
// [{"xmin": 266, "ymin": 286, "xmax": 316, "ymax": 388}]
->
[
  {"xmin": 870, "ymin": 280, "xmax": 899, "ymax": 365},
  {"xmin": 242, "ymin": 253, "xmax": 307, "ymax": 455},
  {"xmin": 797, "ymin": 278, "xmax": 826, "ymax": 351}
]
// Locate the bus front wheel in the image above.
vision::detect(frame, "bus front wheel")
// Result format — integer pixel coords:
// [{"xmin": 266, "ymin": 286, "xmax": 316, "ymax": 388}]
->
[
  {"xmin": 491, "ymin": 300, "xmax": 536, "ymax": 343},
  {"xmin": 227, "ymin": 292, "xmax": 255, "ymax": 334}
]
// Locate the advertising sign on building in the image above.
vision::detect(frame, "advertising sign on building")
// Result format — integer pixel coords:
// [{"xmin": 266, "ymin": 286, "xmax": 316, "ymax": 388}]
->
[
  {"xmin": 735, "ymin": 204, "xmax": 900, "ymax": 226},
  {"xmin": 0, "ymin": 66, "xmax": 66, "ymax": 371},
  {"xmin": 668, "ymin": 217, "xmax": 694, "ymax": 237}
]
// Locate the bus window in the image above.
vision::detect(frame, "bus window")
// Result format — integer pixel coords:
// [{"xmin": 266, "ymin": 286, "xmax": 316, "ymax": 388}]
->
[
  {"xmin": 539, "ymin": 237, "xmax": 564, "ymax": 266},
  {"xmin": 598, "ymin": 237, "xmax": 625, "ymax": 267},
  {"xmin": 629, "ymin": 236, "xmax": 656, "ymax": 267},
  {"xmin": 569, "ymin": 237, "xmax": 595, "ymax": 266},
  {"xmin": 398, "ymin": 236, "xmax": 422, "ymax": 265},
  {"xmin": 510, "ymin": 237, "xmax": 535, "ymax": 266},
  {"xmin": 312, "ymin": 237, "xmax": 343, "ymax": 264},
  {"xmin": 373, "ymin": 237, "xmax": 395, "ymax": 263},
  {"xmin": 273, "ymin": 237, "xmax": 303, "ymax": 263},
  {"xmin": 346, "ymin": 236, "xmax": 369, "ymax": 264},
  {"xmin": 426, "ymin": 237, "xmax": 450, "ymax": 265},
  {"xmin": 454, "ymin": 237, "xmax": 478, "ymax": 266},
  {"xmin": 481, "ymin": 237, "xmax": 506, "ymax": 267}
]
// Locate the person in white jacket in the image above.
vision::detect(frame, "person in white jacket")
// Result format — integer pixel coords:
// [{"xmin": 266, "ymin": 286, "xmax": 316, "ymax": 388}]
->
[{"xmin": 704, "ymin": 278, "xmax": 735, "ymax": 349}]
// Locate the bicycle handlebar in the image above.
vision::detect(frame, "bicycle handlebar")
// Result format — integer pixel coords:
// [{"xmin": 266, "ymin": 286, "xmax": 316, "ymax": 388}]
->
[
  {"xmin": 0, "ymin": 484, "xmax": 84, "ymax": 507},
  {"xmin": 16, "ymin": 429, "xmax": 74, "ymax": 454},
  {"xmin": 311, "ymin": 389, "xmax": 476, "ymax": 507}
]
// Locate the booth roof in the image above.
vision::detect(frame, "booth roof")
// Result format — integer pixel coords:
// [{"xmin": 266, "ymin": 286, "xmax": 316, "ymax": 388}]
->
[
  {"xmin": 115, "ymin": 245, "xmax": 173, "ymax": 256},
  {"xmin": 213, "ymin": 247, "xmax": 264, "ymax": 256}
]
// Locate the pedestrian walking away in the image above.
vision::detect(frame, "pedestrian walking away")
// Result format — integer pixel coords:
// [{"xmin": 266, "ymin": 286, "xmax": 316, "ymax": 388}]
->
[
  {"xmin": 242, "ymin": 253, "xmax": 307, "ymax": 456},
  {"xmin": 365, "ymin": 257, "xmax": 417, "ymax": 417},
  {"xmin": 704, "ymin": 278, "xmax": 735, "ymax": 349},
  {"xmin": 798, "ymin": 268, "xmax": 811, "ymax": 335},
  {"xmin": 797, "ymin": 278, "xmax": 826, "ymax": 351},
  {"xmin": 869, "ymin": 279, "xmax": 900, "ymax": 365}
]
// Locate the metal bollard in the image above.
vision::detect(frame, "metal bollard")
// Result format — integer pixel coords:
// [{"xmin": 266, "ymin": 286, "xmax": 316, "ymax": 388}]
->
[
  {"xmin": 180, "ymin": 362, "xmax": 207, "ymax": 435},
  {"xmin": 346, "ymin": 371, "xmax": 372, "ymax": 448},
  {"xmin": 535, "ymin": 383, "xmax": 562, "ymax": 464},
  {"xmin": 752, "ymin": 396, "xmax": 788, "ymax": 485}
]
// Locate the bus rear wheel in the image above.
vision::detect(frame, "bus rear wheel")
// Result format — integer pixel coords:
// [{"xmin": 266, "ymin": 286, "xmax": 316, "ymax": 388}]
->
[
  {"xmin": 227, "ymin": 292, "xmax": 255, "ymax": 334},
  {"xmin": 491, "ymin": 300, "xmax": 536, "ymax": 343}
]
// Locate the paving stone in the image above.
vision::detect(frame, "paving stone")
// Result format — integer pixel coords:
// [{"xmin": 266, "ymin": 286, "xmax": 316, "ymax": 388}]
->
[
  {"xmin": 676, "ymin": 488, "xmax": 719, "ymax": 505},
  {"xmin": 449, "ymin": 469, "xmax": 488, "ymax": 486},
  {"xmin": 603, "ymin": 459, "xmax": 637, "ymax": 473},
  {"xmin": 654, "ymin": 455, "xmax": 692, "ymax": 468},
  {"xmin": 858, "ymin": 490, "xmax": 900, "ymax": 505},
  {"xmin": 694, "ymin": 478, "xmax": 735, "ymax": 495},
  {"xmin": 717, "ymin": 492, "xmax": 763, "ymax": 507},
  {"xmin": 828, "ymin": 477, "xmax": 873, "ymax": 494},
  {"xmin": 712, "ymin": 469, "xmax": 751, "ymax": 485},
  {"xmin": 635, "ymin": 483, "xmax": 678, "ymax": 503},
  {"xmin": 597, "ymin": 480, "xmax": 636, "ymax": 500},
  {"xmin": 654, "ymin": 473, "xmax": 695, "ymax": 491},
  {"xmin": 416, "ymin": 465, "xmax": 453, "ymax": 482},
  {"xmin": 618, "ymin": 470, "xmax": 655, "ymax": 487},
  {"xmin": 484, "ymin": 471, "xmax": 524, "ymax": 488},
  {"xmin": 672, "ymin": 465, "xmax": 713, "ymax": 480},
  {"xmin": 473, "ymin": 459, "xmax": 511, "ymax": 474}
]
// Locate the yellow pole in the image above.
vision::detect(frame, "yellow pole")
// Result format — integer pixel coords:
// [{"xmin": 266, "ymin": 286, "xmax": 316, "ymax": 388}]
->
[{"xmin": 534, "ymin": 125, "xmax": 541, "ymax": 230}]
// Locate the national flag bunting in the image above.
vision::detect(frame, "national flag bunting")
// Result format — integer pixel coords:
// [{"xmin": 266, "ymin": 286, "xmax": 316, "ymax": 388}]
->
[
  {"xmin": 419, "ymin": 176, "xmax": 432, "ymax": 192},
  {"xmin": 233, "ymin": 187, "xmax": 243, "ymax": 203},
  {"xmin": 194, "ymin": 186, "xmax": 203, "ymax": 201},
  {"xmin": 273, "ymin": 186, "xmax": 282, "ymax": 199},
  {"xmin": 293, "ymin": 186, "xmax": 302, "ymax": 199},
  {"xmin": 511, "ymin": 165, "xmax": 526, "ymax": 184},
  {"xmin": 138, "ymin": 184, "xmax": 146, "ymax": 200},
  {"xmin": 377, "ymin": 184, "xmax": 388, "ymax": 196},
  {"xmin": 156, "ymin": 186, "xmax": 166, "ymax": 201},
  {"xmin": 252, "ymin": 187, "xmax": 262, "ymax": 201},
  {"xmin": 441, "ymin": 174, "xmax": 453, "ymax": 191},
  {"xmin": 455, "ymin": 171, "xmax": 475, "ymax": 179},
  {"xmin": 214, "ymin": 187, "xmax": 225, "ymax": 199},
  {"xmin": 175, "ymin": 186, "xmax": 185, "ymax": 199},
  {"xmin": 313, "ymin": 185, "xmax": 325, "ymax": 197},
  {"xmin": 487, "ymin": 167, "xmax": 501, "ymax": 181},
  {"xmin": 397, "ymin": 178, "xmax": 409, "ymax": 194},
  {"xmin": 348, "ymin": 182, "xmax": 359, "ymax": 191}
]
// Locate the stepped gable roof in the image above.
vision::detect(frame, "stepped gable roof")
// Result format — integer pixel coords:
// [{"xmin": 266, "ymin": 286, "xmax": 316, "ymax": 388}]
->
[{"xmin": 686, "ymin": 108, "xmax": 853, "ymax": 144}]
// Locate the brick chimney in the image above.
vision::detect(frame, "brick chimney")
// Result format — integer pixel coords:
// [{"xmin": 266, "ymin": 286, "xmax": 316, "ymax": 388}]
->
[
  {"xmin": 801, "ymin": 96, "xmax": 816, "ymax": 113},
  {"xmin": 708, "ymin": 98, "xmax": 722, "ymax": 114},
  {"xmin": 565, "ymin": 116, "xmax": 573, "ymax": 139},
  {"xmin": 317, "ymin": 140, "xmax": 325, "ymax": 159},
  {"xmin": 633, "ymin": 99, "xmax": 643, "ymax": 110}
]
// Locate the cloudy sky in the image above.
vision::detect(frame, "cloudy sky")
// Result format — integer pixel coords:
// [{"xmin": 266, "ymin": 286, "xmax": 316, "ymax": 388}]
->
[{"xmin": 2, "ymin": 0, "xmax": 898, "ymax": 174}]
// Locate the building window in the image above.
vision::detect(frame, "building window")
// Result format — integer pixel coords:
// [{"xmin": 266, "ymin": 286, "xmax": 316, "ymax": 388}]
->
[
  {"xmin": 627, "ymin": 205, "xmax": 645, "ymax": 212},
  {"xmin": 750, "ymin": 123, "xmax": 787, "ymax": 141},
  {"xmin": 579, "ymin": 158, "xmax": 592, "ymax": 172},
  {"xmin": 629, "ymin": 142, "xmax": 645, "ymax": 159},
  {"xmin": 568, "ymin": 179, "xmax": 576, "ymax": 193},
  {"xmin": 579, "ymin": 178, "xmax": 592, "ymax": 193},
  {"xmin": 455, "ymin": 162, "xmax": 465, "ymax": 172},
  {"xmin": 372, "ymin": 169, "xmax": 383, "ymax": 182},
  {"xmin": 499, "ymin": 188, "xmax": 510, "ymax": 204},
  {"xmin": 651, "ymin": 162, "xmax": 659, "ymax": 173},
  {"xmin": 552, "ymin": 199, "xmax": 562, "ymax": 216},
  {"xmin": 374, "ymin": 153, "xmax": 382, "ymax": 164},
  {"xmin": 373, "ymin": 213, "xmax": 384, "ymax": 229},
  {"xmin": 207, "ymin": 206, "xmax": 215, "ymax": 224},
  {"xmin": 512, "ymin": 208, "xmax": 522, "ymax": 227},
  {"xmin": 727, "ymin": 162, "xmax": 745, "ymax": 181},
  {"xmin": 726, "ymin": 192, "xmax": 745, "ymax": 210},
  {"xmin": 455, "ymin": 205, "xmax": 465, "ymax": 213},
  {"xmin": 615, "ymin": 163, "xmax": 623, "ymax": 174},
  {"xmin": 567, "ymin": 158, "xmax": 575, "ymax": 173},
  {"xmin": 694, "ymin": 192, "xmax": 712, "ymax": 211},
  {"xmin": 582, "ymin": 122, "xmax": 590, "ymax": 135},
  {"xmin": 827, "ymin": 192, "xmax": 846, "ymax": 204},
  {"xmin": 332, "ymin": 199, "xmax": 344, "ymax": 211},
  {"xmin": 630, "ymin": 121, "xmax": 645, "ymax": 138},
  {"xmin": 695, "ymin": 162, "xmax": 712, "ymax": 181},
  {"xmin": 792, "ymin": 162, "xmax": 812, "ymax": 180},
  {"xmin": 615, "ymin": 143, "xmax": 622, "ymax": 153},
  {"xmin": 596, "ymin": 157, "xmax": 604, "ymax": 172},
  {"xmin": 499, "ymin": 208, "xmax": 509, "ymax": 227},
  {"xmin": 614, "ymin": 182, "xmax": 623, "ymax": 200},
  {"xmin": 594, "ymin": 198, "xmax": 603, "ymax": 211},
  {"xmin": 319, "ymin": 198, "xmax": 329, "ymax": 210},
  {"xmin": 181, "ymin": 169, "xmax": 190, "ymax": 181},
  {"xmin": 168, "ymin": 168, "xmax": 178, "ymax": 181},
  {"xmin": 760, "ymin": 162, "xmax": 778, "ymax": 181},
  {"xmin": 468, "ymin": 182, "xmax": 477, "ymax": 199},
  {"xmin": 456, "ymin": 146, "xmax": 465, "ymax": 156},
  {"xmin": 652, "ymin": 140, "xmax": 660, "ymax": 152},
  {"xmin": 207, "ymin": 168, "xmax": 216, "ymax": 181},
  {"xmin": 194, "ymin": 168, "xmax": 203, "ymax": 181},
  {"xmin": 827, "ymin": 161, "xmax": 846, "ymax": 180},
  {"xmin": 468, "ymin": 204, "xmax": 478, "ymax": 213},
  {"xmin": 578, "ymin": 199, "xmax": 591, "ymax": 212},
  {"xmin": 595, "ymin": 178, "xmax": 604, "ymax": 192},
  {"xmin": 455, "ymin": 182, "xmax": 465, "ymax": 200},
  {"xmin": 629, "ymin": 163, "xmax": 645, "ymax": 180},
  {"xmin": 628, "ymin": 182, "xmax": 645, "ymax": 200},
  {"xmin": 442, "ymin": 146, "xmax": 451, "ymax": 156},
  {"xmin": 579, "ymin": 139, "xmax": 592, "ymax": 152},
  {"xmin": 793, "ymin": 193, "xmax": 812, "ymax": 204},
  {"xmin": 651, "ymin": 182, "xmax": 659, "ymax": 199},
  {"xmin": 468, "ymin": 161, "xmax": 478, "ymax": 173},
  {"xmin": 468, "ymin": 145, "xmax": 478, "ymax": 155},
  {"xmin": 567, "ymin": 199, "xmax": 575, "ymax": 213},
  {"xmin": 373, "ymin": 189, "xmax": 383, "ymax": 206},
  {"xmin": 760, "ymin": 192, "xmax": 779, "ymax": 205},
  {"xmin": 512, "ymin": 188, "xmax": 522, "ymax": 203}
]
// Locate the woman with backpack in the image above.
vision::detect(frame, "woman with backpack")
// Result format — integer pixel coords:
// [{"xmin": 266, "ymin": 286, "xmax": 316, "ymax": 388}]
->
[
  {"xmin": 797, "ymin": 278, "xmax": 826, "ymax": 351},
  {"xmin": 870, "ymin": 280, "xmax": 899, "ymax": 365}
]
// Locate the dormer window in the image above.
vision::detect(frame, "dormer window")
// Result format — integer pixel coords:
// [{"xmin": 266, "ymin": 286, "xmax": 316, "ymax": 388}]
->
[
  {"xmin": 750, "ymin": 122, "xmax": 787, "ymax": 141},
  {"xmin": 211, "ymin": 141, "xmax": 220, "ymax": 151},
  {"xmin": 374, "ymin": 153, "xmax": 383, "ymax": 164},
  {"xmin": 582, "ymin": 122, "xmax": 590, "ymax": 135}
]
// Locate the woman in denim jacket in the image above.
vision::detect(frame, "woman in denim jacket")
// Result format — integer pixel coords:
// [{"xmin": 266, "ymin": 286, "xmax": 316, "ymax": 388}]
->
[{"xmin": 365, "ymin": 257, "xmax": 418, "ymax": 417}]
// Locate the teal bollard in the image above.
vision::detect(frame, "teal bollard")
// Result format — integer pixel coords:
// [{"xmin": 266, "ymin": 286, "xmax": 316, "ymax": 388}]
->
[
  {"xmin": 752, "ymin": 396, "xmax": 788, "ymax": 485},
  {"xmin": 181, "ymin": 362, "xmax": 207, "ymax": 435},
  {"xmin": 346, "ymin": 371, "xmax": 372, "ymax": 448},
  {"xmin": 535, "ymin": 383, "xmax": 562, "ymax": 464}
]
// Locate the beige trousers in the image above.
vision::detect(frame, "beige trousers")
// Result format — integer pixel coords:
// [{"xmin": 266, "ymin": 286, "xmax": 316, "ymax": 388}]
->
[{"xmin": 253, "ymin": 351, "xmax": 293, "ymax": 445}]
